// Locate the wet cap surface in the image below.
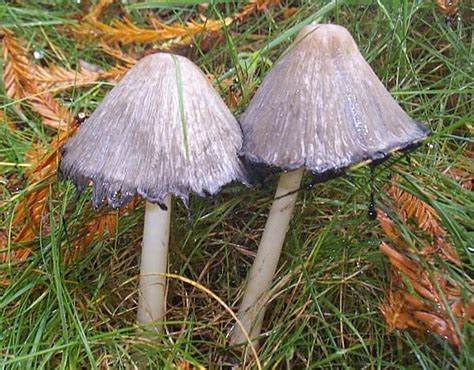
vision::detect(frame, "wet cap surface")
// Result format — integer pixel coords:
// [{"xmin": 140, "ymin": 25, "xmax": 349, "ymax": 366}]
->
[
  {"xmin": 60, "ymin": 53, "xmax": 248, "ymax": 208},
  {"xmin": 240, "ymin": 24, "xmax": 431, "ymax": 178}
]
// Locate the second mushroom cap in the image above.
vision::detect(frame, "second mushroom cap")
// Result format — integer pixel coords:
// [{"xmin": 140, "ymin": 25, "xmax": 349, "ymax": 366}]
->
[{"xmin": 240, "ymin": 24, "xmax": 431, "ymax": 177}]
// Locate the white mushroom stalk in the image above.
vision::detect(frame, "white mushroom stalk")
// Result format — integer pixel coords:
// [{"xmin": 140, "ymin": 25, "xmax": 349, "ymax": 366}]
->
[
  {"xmin": 231, "ymin": 168, "xmax": 303, "ymax": 345},
  {"xmin": 137, "ymin": 197, "xmax": 172, "ymax": 331}
]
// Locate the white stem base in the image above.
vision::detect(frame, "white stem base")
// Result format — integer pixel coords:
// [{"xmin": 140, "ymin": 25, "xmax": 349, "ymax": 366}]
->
[
  {"xmin": 231, "ymin": 168, "xmax": 304, "ymax": 345},
  {"xmin": 137, "ymin": 196, "xmax": 172, "ymax": 332}
]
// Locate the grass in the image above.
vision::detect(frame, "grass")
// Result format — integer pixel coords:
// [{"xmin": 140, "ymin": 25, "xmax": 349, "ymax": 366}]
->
[{"xmin": 1, "ymin": 0, "xmax": 473, "ymax": 368}]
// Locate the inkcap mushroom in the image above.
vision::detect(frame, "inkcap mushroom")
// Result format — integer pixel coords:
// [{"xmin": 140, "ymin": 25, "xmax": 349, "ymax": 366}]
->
[
  {"xmin": 231, "ymin": 24, "xmax": 431, "ymax": 345},
  {"xmin": 60, "ymin": 53, "xmax": 248, "ymax": 332}
]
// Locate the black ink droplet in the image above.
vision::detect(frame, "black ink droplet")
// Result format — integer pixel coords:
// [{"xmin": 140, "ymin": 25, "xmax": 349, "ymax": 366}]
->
[
  {"xmin": 368, "ymin": 202, "xmax": 377, "ymax": 220},
  {"xmin": 368, "ymin": 166, "xmax": 377, "ymax": 220}
]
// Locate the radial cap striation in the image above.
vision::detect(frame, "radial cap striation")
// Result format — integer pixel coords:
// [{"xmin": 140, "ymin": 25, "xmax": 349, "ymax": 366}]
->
[
  {"xmin": 240, "ymin": 24, "xmax": 431, "ymax": 181},
  {"xmin": 60, "ymin": 53, "xmax": 248, "ymax": 208}
]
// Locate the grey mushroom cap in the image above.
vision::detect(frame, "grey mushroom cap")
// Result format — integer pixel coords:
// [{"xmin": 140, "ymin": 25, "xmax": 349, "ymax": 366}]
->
[
  {"xmin": 60, "ymin": 53, "xmax": 249, "ymax": 209},
  {"xmin": 240, "ymin": 24, "xmax": 431, "ymax": 179}
]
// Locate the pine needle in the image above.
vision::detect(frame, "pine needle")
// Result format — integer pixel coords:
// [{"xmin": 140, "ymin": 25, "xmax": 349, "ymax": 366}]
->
[
  {"xmin": 379, "ymin": 242, "xmax": 473, "ymax": 348},
  {"xmin": 66, "ymin": 211, "xmax": 118, "ymax": 263},
  {"xmin": 387, "ymin": 180, "xmax": 445, "ymax": 237},
  {"xmin": 73, "ymin": 0, "xmax": 281, "ymax": 48},
  {"xmin": 33, "ymin": 64, "xmax": 103, "ymax": 92},
  {"xmin": 2, "ymin": 29, "xmax": 75, "ymax": 130},
  {"xmin": 5, "ymin": 128, "xmax": 77, "ymax": 262},
  {"xmin": 1, "ymin": 28, "xmax": 33, "ymax": 101},
  {"xmin": 436, "ymin": 0, "xmax": 460, "ymax": 17}
]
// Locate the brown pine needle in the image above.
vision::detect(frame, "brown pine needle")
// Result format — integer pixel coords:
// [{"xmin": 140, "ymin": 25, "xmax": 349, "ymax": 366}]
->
[
  {"xmin": 5, "ymin": 128, "xmax": 77, "ymax": 262},
  {"xmin": 73, "ymin": 0, "xmax": 281, "ymax": 48},
  {"xmin": 74, "ymin": 14, "xmax": 233, "ymax": 46},
  {"xmin": 379, "ymin": 222, "xmax": 472, "ymax": 348},
  {"xmin": 28, "ymin": 93, "xmax": 74, "ymax": 129},
  {"xmin": 387, "ymin": 184, "xmax": 444, "ymax": 237},
  {"xmin": 66, "ymin": 211, "xmax": 118, "ymax": 263},
  {"xmin": 99, "ymin": 41, "xmax": 137, "ymax": 67},
  {"xmin": 0, "ymin": 110, "xmax": 16, "ymax": 131},
  {"xmin": 1, "ymin": 28, "xmax": 34, "ymax": 101},
  {"xmin": 235, "ymin": 0, "xmax": 282, "ymax": 22},
  {"xmin": 33, "ymin": 64, "xmax": 103, "ymax": 92},
  {"xmin": 378, "ymin": 177, "xmax": 471, "ymax": 348},
  {"xmin": 377, "ymin": 211, "xmax": 406, "ymax": 249},
  {"xmin": 83, "ymin": 0, "xmax": 113, "ymax": 22},
  {"xmin": 436, "ymin": 0, "xmax": 460, "ymax": 17},
  {"xmin": 2, "ymin": 28, "xmax": 76, "ymax": 130},
  {"xmin": 384, "ymin": 179, "xmax": 460, "ymax": 264}
]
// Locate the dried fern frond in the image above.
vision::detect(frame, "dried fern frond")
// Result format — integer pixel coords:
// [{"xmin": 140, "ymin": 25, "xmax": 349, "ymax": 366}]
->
[
  {"xmin": 0, "ymin": 110, "xmax": 16, "ymax": 131},
  {"xmin": 283, "ymin": 7, "xmax": 299, "ymax": 20},
  {"xmin": 5, "ymin": 128, "xmax": 77, "ymax": 262},
  {"xmin": 235, "ymin": 0, "xmax": 282, "ymax": 22},
  {"xmin": 377, "ymin": 211, "xmax": 406, "ymax": 249},
  {"xmin": 75, "ymin": 13, "xmax": 232, "ymax": 47},
  {"xmin": 28, "ymin": 92, "xmax": 74, "ymax": 129},
  {"xmin": 34, "ymin": 60, "xmax": 132, "ymax": 90},
  {"xmin": 12, "ymin": 186, "xmax": 50, "ymax": 239},
  {"xmin": 255, "ymin": 0, "xmax": 281, "ymax": 11},
  {"xmin": 1, "ymin": 27, "xmax": 34, "ymax": 101},
  {"xmin": 377, "ymin": 209, "xmax": 459, "ymax": 265},
  {"xmin": 2, "ymin": 184, "xmax": 50, "ymax": 262},
  {"xmin": 387, "ymin": 182, "xmax": 444, "ymax": 237},
  {"xmin": 2, "ymin": 28, "xmax": 76, "ymax": 130},
  {"xmin": 380, "ymin": 289, "xmax": 429, "ymax": 331},
  {"xmin": 99, "ymin": 41, "xmax": 137, "ymax": 67},
  {"xmin": 444, "ymin": 166, "xmax": 474, "ymax": 191},
  {"xmin": 436, "ymin": 0, "xmax": 460, "ymax": 17},
  {"xmin": 380, "ymin": 242, "xmax": 439, "ymax": 302},
  {"xmin": 380, "ymin": 242, "xmax": 473, "ymax": 348},
  {"xmin": 74, "ymin": 0, "xmax": 281, "ymax": 48},
  {"xmin": 421, "ymin": 235, "xmax": 460, "ymax": 266},
  {"xmin": 83, "ymin": 0, "xmax": 114, "ymax": 22},
  {"xmin": 33, "ymin": 64, "xmax": 103, "ymax": 92},
  {"xmin": 66, "ymin": 211, "xmax": 118, "ymax": 263},
  {"xmin": 379, "ymin": 179, "xmax": 469, "ymax": 348},
  {"xmin": 384, "ymin": 177, "xmax": 460, "ymax": 264},
  {"xmin": 99, "ymin": 65, "xmax": 130, "ymax": 80},
  {"xmin": 64, "ymin": 195, "xmax": 144, "ymax": 264},
  {"xmin": 0, "ymin": 276, "xmax": 9, "ymax": 287}
]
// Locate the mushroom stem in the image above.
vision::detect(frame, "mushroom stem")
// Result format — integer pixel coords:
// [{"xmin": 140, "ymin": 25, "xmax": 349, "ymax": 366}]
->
[
  {"xmin": 231, "ymin": 168, "xmax": 304, "ymax": 345},
  {"xmin": 137, "ymin": 195, "xmax": 172, "ymax": 332}
]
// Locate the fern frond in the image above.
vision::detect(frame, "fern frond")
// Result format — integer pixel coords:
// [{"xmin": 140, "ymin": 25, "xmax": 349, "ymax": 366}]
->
[
  {"xmin": 28, "ymin": 93, "xmax": 74, "ymax": 130},
  {"xmin": 6, "ymin": 129, "xmax": 76, "ymax": 261},
  {"xmin": 1, "ymin": 28, "xmax": 34, "ymax": 101},
  {"xmin": 66, "ymin": 211, "xmax": 118, "ymax": 263},
  {"xmin": 99, "ymin": 41, "xmax": 137, "ymax": 66},
  {"xmin": 436, "ymin": 0, "xmax": 459, "ymax": 17},
  {"xmin": 33, "ymin": 64, "xmax": 103, "ymax": 92},
  {"xmin": 387, "ymin": 182, "xmax": 444, "ymax": 237},
  {"xmin": 380, "ymin": 242, "xmax": 473, "ymax": 348}
]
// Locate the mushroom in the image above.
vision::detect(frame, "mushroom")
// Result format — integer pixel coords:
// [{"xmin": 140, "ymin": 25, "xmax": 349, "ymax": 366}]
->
[
  {"xmin": 60, "ymin": 53, "xmax": 248, "ymax": 332},
  {"xmin": 231, "ymin": 24, "xmax": 431, "ymax": 344}
]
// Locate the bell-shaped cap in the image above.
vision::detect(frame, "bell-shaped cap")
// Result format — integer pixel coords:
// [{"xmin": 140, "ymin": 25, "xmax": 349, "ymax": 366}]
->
[
  {"xmin": 60, "ymin": 53, "xmax": 248, "ymax": 208},
  {"xmin": 240, "ymin": 24, "xmax": 430, "ymax": 180}
]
